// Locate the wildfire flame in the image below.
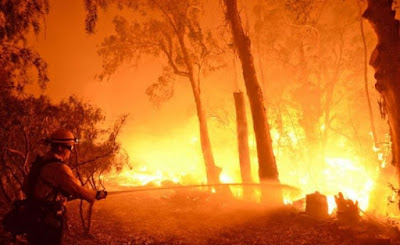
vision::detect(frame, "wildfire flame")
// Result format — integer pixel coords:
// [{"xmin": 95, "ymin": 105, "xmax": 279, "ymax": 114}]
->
[{"xmin": 104, "ymin": 115, "xmax": 398, "ymax": 217}]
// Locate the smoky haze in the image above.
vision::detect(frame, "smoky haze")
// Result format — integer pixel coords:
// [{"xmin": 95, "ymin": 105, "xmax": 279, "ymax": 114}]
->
[{"xmin": 24, "ymin": 0, "xmax": 396, "ymax": 217}]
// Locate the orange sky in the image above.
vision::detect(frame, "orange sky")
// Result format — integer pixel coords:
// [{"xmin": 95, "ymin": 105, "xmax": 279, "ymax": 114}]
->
[
  {"xmin": 25, "ymin": 0, "xmax": 383, "ymax": 169},
  {"xmin": 26, "ymin": 0, "xmax": 239, "ymax": 170},
  {"xmin": 28, "ymin": 0, "xmax": 190, "ymax": 121}
]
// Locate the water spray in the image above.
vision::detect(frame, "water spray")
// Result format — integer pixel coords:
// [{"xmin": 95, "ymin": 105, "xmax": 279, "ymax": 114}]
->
[{"xmin": 107, "ymin": 182, "xmax": 300, "ymax": 196}]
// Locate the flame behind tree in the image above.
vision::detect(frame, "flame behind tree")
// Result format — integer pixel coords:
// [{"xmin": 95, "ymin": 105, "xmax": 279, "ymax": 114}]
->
[
  {"xmin": 251, "ymin": 0, "xmax": 381, "ymax": 176},
  {"xmin": 223, "ymin": 0, "xmax": 282, "ymax": 204},
  {"xmin": 95, "ymin": 0, "xmax": 225, "ymax": 185},
  {"xmin": 81, "ymin": 0, "xmax": 393, "ymax": 212}
]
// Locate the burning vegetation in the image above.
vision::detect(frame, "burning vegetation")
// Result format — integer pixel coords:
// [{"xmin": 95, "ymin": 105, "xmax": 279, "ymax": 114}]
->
[{"xmin": 2, "ymin": 0, "xmax": 400, "ymax": 244}]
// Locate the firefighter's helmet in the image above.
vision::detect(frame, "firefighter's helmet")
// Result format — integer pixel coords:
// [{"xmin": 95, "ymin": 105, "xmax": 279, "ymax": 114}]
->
[{"xmin": 49, "ymin": 128, "xmax": 78, "ymax": 146}]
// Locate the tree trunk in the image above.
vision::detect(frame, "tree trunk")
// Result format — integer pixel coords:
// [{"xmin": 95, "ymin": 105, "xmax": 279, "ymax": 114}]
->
[
  {"xmin": 234, "ymin": 91, "xmax": 253, "ymax": 199},
  {"xmin": 223, "ymin": 0, "xmax": 282, "ymax": 204},
  {"xmin": 74, "ymin": 148, "xmax": 92, "ymax": 234},
  {"xmin": 0, "ymin": 174, "xmax": 12, "ymax": 203},
  {"xmin": 358, "ymin": 0, "xmax": 378, "ymax": 148},
  {"xmin": 234, "ymin": 91, "xmax": 252, "ymax": 183},
  {"xmin": 176, "ymin": 31, "xmax": 220, "ymax": 185},
  {"xmin": 363, "ymin": 1, "xmax": 400, "ymax": 184},
  {"xmin": 5, "ymin": 170, "xmax": 21, "ymax": 200},
  {"xmin": 256, "ymin": 37, "xmax": 267, "ymax": 95},
  {"xmin": 190, "ymin": 79, "xmax": 221, "ymax": 185}
]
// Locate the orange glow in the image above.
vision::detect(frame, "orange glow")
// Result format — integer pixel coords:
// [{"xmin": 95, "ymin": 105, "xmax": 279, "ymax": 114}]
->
[
  {"xmin": 103, "ymin": 113, "xmax": 398, "ymax": 218},
  {"xmin": 24, "ymin": 0, "xmax": 399, "ymax": 220}
]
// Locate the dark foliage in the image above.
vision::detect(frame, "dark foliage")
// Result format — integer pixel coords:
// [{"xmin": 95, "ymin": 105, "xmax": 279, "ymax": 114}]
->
[
  {"xmin": 0, "ymin": 0, "xmax": 50, "ymax": 91},
  {"xmin": 0, "ymin": 92, "xmax": 127, "ymax": 206}
]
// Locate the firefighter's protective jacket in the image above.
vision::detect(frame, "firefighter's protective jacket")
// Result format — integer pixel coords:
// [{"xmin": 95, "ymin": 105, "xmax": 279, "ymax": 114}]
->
[{"xmin": 23, "ymin": 155, "xmax": 97, "ymax": 204}]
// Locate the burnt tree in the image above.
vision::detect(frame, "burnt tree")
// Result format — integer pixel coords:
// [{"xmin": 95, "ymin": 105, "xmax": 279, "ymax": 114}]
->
[
  {"xmin": 363, "ymin": 1, "xmax": 400, "ymax": 184},
  {"xmin": 223, "ymin": 0, "xmax": 282, "ymax": 203}
]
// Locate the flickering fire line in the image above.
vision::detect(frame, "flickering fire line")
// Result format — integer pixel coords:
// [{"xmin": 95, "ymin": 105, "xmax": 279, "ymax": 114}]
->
[{"xmin": 107, "ymin": 182, "xmax": 300, "ymax": 196}]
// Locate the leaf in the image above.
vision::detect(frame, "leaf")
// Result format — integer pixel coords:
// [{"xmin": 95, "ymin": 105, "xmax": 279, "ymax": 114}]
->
[{"xmin": 145, "ymin": 71, "xmax": 175, "ymax": 107}]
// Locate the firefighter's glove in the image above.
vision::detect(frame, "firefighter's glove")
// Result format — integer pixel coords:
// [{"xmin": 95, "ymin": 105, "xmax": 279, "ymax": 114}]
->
[{"xmin": 95, "ymin": 190, "xmax": 107, "ymax": 200}]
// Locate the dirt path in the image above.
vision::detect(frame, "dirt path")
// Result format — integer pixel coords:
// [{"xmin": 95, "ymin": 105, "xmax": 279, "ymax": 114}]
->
[{"xmin": 1, "ymin": 190, "xmax": 398, "ymax": 244}]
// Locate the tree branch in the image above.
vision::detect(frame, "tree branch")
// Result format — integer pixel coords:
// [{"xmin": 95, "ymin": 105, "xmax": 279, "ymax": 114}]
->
[
  {"xmin": 150, "ymin": 0, "xmax": 180, "ymax": 36},
  {"xmin": 159, "ymin": 41, "xmax": 189, "ymax": 76},
  {"xmin": 72, "ymin": 150, "xmax": 115, "ymax": 170},
  {"xmin": 23, "ymin": 127, "xmax": 31, "ymax": 173},
  {"xmin": 6, "ymin": 147, "xmax": 25, "ymax": 159}
]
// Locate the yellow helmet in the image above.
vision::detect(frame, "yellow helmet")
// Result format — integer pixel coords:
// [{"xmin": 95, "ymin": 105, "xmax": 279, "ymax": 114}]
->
[{"xmin": 49, "ymin": 128, "xmax": 78, "ymax": 146}]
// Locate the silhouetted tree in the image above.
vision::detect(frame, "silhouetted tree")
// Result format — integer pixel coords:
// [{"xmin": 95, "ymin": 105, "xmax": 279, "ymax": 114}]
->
[
  {"xmin": 58, "ymin": 96, "xmax": 127, "ymax": 234},
  {"xmin": 364, "ymin": 0, "xmax": 400, "ymax": 185},
  {"xmin": 0, "ymin": 0, "xmax": 49, "ymax": 92},
  {"xmin": 0, "ymin": 93, "xmax": 57, "ymax": 203},
  {"xmin": 0, "ymin": 93, "xmax": 127, "ymax": 235},
  {"xmin": 223, "ymin": 0, "xmax": 282, "ymax": 204}
]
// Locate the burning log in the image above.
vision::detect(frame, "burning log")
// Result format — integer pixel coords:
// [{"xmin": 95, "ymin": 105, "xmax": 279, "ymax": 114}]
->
[
  {"xmin": 305, "ymin": 192, "xmax": 329, "ymax": 219},
  {"xmin": 335, "ymin": 192, "xmax": 360, "ymax": 224}
]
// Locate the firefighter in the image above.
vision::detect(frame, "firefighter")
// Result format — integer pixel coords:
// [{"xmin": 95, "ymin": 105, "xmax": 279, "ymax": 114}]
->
[{"xmin": 22, "ymin": 128, "xmax": 107, "ymax": 245}]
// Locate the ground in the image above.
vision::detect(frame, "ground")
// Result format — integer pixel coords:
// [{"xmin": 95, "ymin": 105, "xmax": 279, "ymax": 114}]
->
[{"xmin": 1, "ymin": 189, "xmax": 400, "ymax": 244}]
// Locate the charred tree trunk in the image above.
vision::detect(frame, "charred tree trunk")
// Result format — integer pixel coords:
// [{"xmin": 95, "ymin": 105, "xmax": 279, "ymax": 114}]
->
[
  {"xmin": 224, "ymin": 0, "xmax": 278, "ymax": 181},
  {"xmin": 234, "ymin": 91, "xmax": 252, "ymax": 183},
  {"xmin": 305, "ymin": 192, "xmax": 329, "ymax": 219},
  {"xmin": 364, "ymin": 1, "xmax": 400, "ymax": 184},
  {"xmin": 256, "ymin": 37, "xmax": 267, "ymax": 95},
  {"xmin": 223, "ymin": 0, "xmax": 282, "ymax": 204}
]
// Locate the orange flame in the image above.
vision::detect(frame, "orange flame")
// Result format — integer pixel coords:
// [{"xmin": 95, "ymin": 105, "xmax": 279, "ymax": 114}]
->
[{"xmin": 104, "ymin": 115, "xmax": 398, "ymax": 218}]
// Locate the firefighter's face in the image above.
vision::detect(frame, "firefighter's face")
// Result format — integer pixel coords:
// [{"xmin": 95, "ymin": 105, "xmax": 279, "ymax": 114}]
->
[
  {"xmin": 58, "ymin": 145, "xmax": 72, "ymax": 161},
  {"xmin": 63, "ymin": 147, "xmax": 72, "ymax": 160}
]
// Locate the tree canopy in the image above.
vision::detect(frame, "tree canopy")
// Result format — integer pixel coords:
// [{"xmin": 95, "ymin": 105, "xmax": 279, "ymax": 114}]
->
[{"xmin": 0, "ymin": 0, "xmax": 49, "ymax": 92}]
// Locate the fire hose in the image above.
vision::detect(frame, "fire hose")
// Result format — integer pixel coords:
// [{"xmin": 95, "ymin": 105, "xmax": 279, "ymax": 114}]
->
[
  {"xmin": 82, "ymin": 182, "xmax": 300, "ymax": 234},
  {"xmin": 106, "ymin": 182, "xmax": 301, "ymax": 196}
]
